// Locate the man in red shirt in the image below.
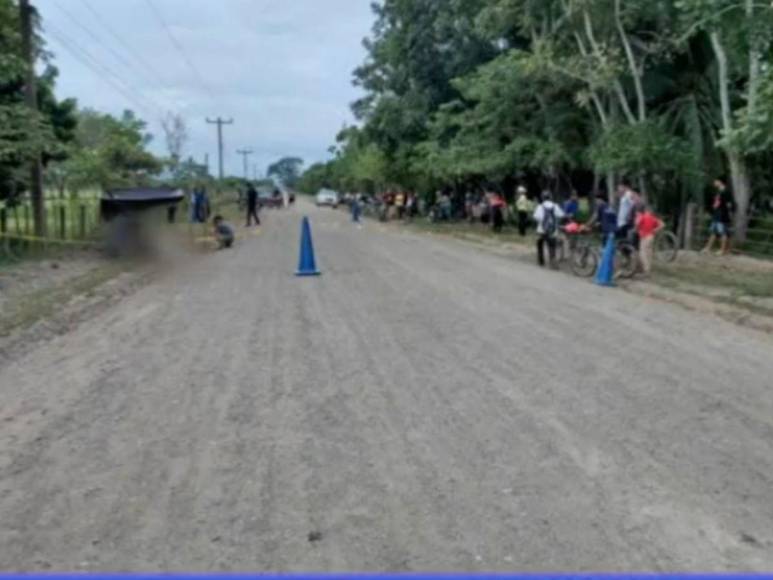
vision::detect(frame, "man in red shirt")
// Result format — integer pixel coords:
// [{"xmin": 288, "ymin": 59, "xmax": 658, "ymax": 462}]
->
[{"xmin": 635, "ymin": 205, "xmax": 664, "ymax": 276}]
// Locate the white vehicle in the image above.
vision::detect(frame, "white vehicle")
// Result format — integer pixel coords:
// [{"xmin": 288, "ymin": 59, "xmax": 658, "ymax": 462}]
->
[{"xmin": 316, "ymin": 189, "xmax": 339, "ymax": 208}]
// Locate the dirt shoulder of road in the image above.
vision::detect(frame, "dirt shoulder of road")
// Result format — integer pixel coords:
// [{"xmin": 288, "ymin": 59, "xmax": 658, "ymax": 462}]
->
[
  {"xmin": 395, "ymin": 219, "xmax": 773, "ymax": 333},
  {"xmin": 0, "ymin": 251, "xmax": 151, "ymax": 364}
]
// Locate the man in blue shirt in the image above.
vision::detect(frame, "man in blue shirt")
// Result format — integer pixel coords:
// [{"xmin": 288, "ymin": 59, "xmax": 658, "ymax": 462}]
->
[{"xmin": 563, "ymin": 191, "xmax": 580, "ymax": 220}]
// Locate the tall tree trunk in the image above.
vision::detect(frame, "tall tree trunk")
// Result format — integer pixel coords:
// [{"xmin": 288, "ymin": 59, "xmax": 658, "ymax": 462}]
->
[
  {"xmin": 582, "ymin": 9, "xmax": 636, "ymax": 124},
  {"xmin": 710, "ymin": 30, "xmax": 752, "ymax": 242},
  {"xmin": 614, "ymin": 0, "xmax": 646, "ymax": 123},
  {"xmin": 728, "ymin": 152, "xmax": 751, "ymax": 241}
]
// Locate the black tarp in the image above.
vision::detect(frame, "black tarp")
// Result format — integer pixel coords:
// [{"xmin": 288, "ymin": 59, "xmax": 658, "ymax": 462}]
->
[{"xmin": 101, "ymin": 188, "xmax": 184, "ymax": 221}]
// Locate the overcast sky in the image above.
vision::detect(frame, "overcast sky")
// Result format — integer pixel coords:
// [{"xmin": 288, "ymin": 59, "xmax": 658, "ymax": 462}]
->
[{"xmin": 35, "ymin": 0, "xmax": 374, "ymax": 178}]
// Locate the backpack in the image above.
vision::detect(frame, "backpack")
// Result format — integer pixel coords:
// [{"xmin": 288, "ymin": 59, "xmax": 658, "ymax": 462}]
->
[{"xmin": 542, "ymin": 205, "xmax": 558, "ymax": 237}]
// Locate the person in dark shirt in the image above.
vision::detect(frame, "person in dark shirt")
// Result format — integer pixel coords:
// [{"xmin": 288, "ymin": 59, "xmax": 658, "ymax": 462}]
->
[
  {"xmin": 246, "ymin": 184, "xmax": 261, "ymax": 227},
  {"xmin": 563, "ymin": 191, "xmax": 580, "ymax": 220},
  {"xmin": 213, "ymin": 215, "xmax": 235, "ymax": 249},
  {"xmin": 587, "ymin": 193, "xmax": 618, "ymax": 240},
  {"xmin": 703, "ymin": 178, "xmax": 734, "ymax": 255}
]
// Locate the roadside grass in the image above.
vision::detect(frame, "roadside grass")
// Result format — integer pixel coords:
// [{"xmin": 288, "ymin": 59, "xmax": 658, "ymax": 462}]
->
[
  {"xmin": 655, "ymin": 261, "xmax": 773, "ymax": 297},
  {"xmin": 404, "ymin": 219, "xmax": 536, "ymax": 248},
  {"xmin": 0, "ymin": 261, "xmax": 123, "ymax": 337},
  {"xmin": 652, "ymin": 260, "xmax": 773, "ymax": 317}
]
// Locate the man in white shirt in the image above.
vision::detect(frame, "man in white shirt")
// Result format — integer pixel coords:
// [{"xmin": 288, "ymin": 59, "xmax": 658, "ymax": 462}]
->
[
  {"xmin": 533, "ymin": 192, "xmax": 565, "ymax": 268},
  {"xmin": 616, "ymin": 181, "xmax": 641, "ymax": 240}
]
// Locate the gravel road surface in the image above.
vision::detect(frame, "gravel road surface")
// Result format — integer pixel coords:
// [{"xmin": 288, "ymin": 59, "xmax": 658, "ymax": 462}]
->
[{"xmin": 1, "ymin": 202, "xmax": 772, "ymax": 571}]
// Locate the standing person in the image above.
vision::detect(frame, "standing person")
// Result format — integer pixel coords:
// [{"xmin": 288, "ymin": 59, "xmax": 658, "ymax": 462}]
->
[
  {"xmin": 616, "ymin": 181, "xmax": 641, "ymax": 242},
  {"xmin": 587, "ymin": 192, "xmax": 618, "ymax": 240},
  {"xmin": 189, "ymin": 188, "xmax": 199, "ymax": 223},
  {"xmin": 464, "ymin": 191, "xmax": 475, "ymax": 222},
  {"xmin": 198, "ymin": 188, "xmax": 211, "ymax": 223},
  {"xmin": 439, "ymin": 191, "xmax": 452, "ymax": 221},
  {"xmin": 395, "ymin": 191, "xmax": 406, "ymax": 220},
  {"xmin": 490, "ymin": 191, "xmax": 506, "ymax": 233},
  {"xmin": 533, "ymin": 192, "xmax": 565, "ymax": 268},
  {"xmin": 405, "ymin": 193, "xmax": 416, "ymax": 221},
  {"xmin": 703, "ymin": 178, "xmax": 734, "ymax": 255},
  {"xmin": 515, "ymin": 186, "xmax": 531, "ymax": 236},
  {"xmin": 384, "ymin": 190, "xmax": 395, "ymax": 221},
  {"xmin": 635, "ymin": 205, "xmax": 664, "ymax": 276},
  {"xmin": 563, "ymin": 190, "xmax": 580, "ymax": 220},
  {"xmin": 351, "ymin": 193, "xmax": 362, "ymax": 225},
  {"xmin": 245, "ymin": 183, "xmax": 261, "ymax": 227}
]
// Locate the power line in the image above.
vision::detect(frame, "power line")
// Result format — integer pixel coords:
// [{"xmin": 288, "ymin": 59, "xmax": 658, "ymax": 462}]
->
[
  {"xmin": 81, "ymin": 0, "xmax": 165, "ymax": 86},
  {"xmin": 143, "ymin": 0, "xmax": 216, "ymax": 103},
  {"xmin": 45, "ymin": 23, "xmax": 165, "ymax": 120},
  {"xmin": 81, "ymin": 0, "xmax": 165, "ymax": 85},
  {"xmin": 79, "ymin": 0, "xmax": 169, "ymax": 89},
  {"xmin": 46, "ymin": 25, "xmax": 163, "ymax": 119},
  {"xmin": 53, "ymin": 0, "xmax": 162, "ymax": 94}
]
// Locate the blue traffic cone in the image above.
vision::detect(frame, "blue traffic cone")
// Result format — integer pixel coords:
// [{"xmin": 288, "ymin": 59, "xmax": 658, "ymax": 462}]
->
[
  {"xmin": 595, "ymin": 234, "xmax": 616, "ymax": 287},
  {"xmin": 296, "ymin": 216, "xmax": 321, "ymax": 276}
]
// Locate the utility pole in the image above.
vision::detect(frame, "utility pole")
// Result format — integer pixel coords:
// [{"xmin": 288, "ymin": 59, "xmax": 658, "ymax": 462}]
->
[
  {"xmin": 236, "ymin": 148, "xmax": 254, "ymax": 181},
  {"xmin": 205, "ymin": 117, "xmax": 233, "ymax": 180},
  {"xmin": 19, "ymin": 0, "xmax": 45, "ymax": 236}
]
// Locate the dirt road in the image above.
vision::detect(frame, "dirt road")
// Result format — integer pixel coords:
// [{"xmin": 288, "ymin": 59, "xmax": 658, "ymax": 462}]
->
[{"xmin": 1, "ymin": 203, "xmax": 772, "ymax": 571}]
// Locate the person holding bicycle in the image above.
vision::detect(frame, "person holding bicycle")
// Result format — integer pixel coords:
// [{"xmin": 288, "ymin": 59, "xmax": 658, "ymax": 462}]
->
[{"xmin": 586, "ymin": 192, "xmax": 618, "ymax": 239}]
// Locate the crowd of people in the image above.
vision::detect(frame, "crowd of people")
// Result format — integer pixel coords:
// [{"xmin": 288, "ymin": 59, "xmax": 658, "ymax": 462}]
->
[{"xmin": 342, "ymin": 176, "xmax": 736, "ymax": 277}]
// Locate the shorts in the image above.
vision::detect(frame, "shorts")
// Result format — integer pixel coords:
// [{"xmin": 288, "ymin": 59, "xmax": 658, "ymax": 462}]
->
[{"xmin": 709, "ymin": 220, "xmax": 729, "ymax": 237}]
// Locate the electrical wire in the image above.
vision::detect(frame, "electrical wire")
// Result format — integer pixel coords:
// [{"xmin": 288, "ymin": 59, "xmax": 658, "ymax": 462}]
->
[
  {"xmin": 78, "ymin": 0, "xmax": 169, "ymax": 89},
  {"xmin": 45, "ymin": 22, "xmax": 165, "ymax": 121},
  {"xmin": 53, "ymin": 0, "xmax": 162, "ymax": 94},
  {"xmin": 143, "ymin": 0, "xmax": 216, "ymax": 103}
]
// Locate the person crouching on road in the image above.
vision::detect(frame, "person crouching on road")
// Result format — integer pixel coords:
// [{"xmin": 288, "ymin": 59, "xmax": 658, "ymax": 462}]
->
[
  {"xmin": 533, "ymin": 192, "xmax": 565, "ymax": 269},
  {"xmin": 213, "ymin": 215, "xmax": 235, "ymax": 249},
  {"xmin": 635, "ymin": 205, "xmax": 664, "ymax": 276}
]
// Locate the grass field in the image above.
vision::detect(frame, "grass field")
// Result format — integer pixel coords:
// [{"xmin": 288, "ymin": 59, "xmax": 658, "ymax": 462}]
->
[{"xmin": 0, "ymin": 190, "xmax": 102, "ymax": 241}]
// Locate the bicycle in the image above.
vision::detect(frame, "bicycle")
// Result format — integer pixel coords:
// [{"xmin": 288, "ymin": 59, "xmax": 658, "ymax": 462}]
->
[
  {"xmin": 557, "ymin": 225, "xmax": 599, "ymax": 278},
  {"xmin": 612, "ymin": 238, "xmax": 638, "ymax": 279},
  {"xmin": 654, "ymin": 229, "xmax": 679, "ymax": 263},
  {"xmin": 581, "ymin": 231, "xmax": 637, "ymax": 280}
]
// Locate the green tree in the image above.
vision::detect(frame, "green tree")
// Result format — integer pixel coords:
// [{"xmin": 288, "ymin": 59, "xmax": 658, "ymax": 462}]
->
[
  {"xmin": 0, "ymin": 0, "xmax": 77, "ymax": 203},
  {"xmin": 267, "ymin": 156, "xmax": 304, "ymax": 188},
  {"xmin": 676, "ymin": 0, "xmax": 773, "ymax": 240},
  {"xmin": 49, "ymin": 108, "xmax": 161, "ymax": 192}
]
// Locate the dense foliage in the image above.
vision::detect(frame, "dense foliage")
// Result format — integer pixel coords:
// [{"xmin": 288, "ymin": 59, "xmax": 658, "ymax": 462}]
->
[
  {"xmin": 1, "ymin": 0, "xmax": 166, "ymax": 211},
  {"xmin": 301, "ymin": 0, "xmax": 773, "ymax": 240}
]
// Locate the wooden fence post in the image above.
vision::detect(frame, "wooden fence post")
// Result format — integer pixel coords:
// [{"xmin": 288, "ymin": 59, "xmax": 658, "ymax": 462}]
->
[
  {"xmin": 0, "ymin": 207, "xmax": 8, "ymax": 255},
  {"xmin": 684, "ymin": 202, "xmax": 696, "ymax": 251},
  {"xmin": 79, "ymin": 205, "xmax": 86, "ymax": 239},
  {"xmin": 59, "ymin": 205, "xmax": 66, "ymax": 239},
  {"xmin": 13, "ymin": 206, "xmax": 21, "ymax": 236}
]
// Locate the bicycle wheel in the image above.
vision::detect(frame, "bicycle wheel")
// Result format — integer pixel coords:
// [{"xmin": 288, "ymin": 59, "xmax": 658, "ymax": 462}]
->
[
  {"xmin": 571, "ymin": 246, "xmax": 598, "ymax": 277},
  {"xmin": 655, "ymin": 231, "xmax": 679, "ymax": 263},
  {"xmin": 615, "ymin": 243, "xmax": 637, "ymax": 279}
]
